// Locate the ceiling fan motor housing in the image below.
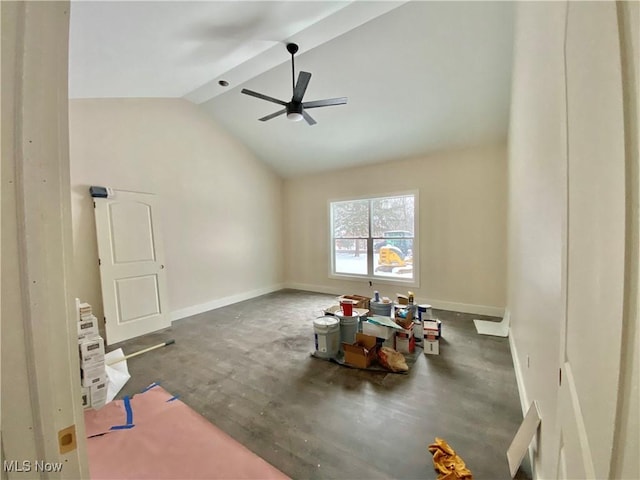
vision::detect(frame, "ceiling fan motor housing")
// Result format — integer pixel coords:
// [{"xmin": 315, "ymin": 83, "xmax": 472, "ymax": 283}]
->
[
  {"xmin": 287, "ymin": 102, "xmax": 303, "ymax": 116},
  {"xmin": 286, "ymin": 102, "xmax": 303, "ymax": 121}
]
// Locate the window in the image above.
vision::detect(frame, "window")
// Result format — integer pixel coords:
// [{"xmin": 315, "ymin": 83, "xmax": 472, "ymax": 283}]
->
[{"xmin": 330, "ymin": 193, "xmax": 417, "ymax": 284}]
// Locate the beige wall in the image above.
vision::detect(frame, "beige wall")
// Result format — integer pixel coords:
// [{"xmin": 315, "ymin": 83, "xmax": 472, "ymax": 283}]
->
[
  {"xmin": 613, "ymin": 1, "xmax": 639, "ymax": 478},
  {"xmin": 2, "ymin": 2, "xmax": 88, "ymax": 476},
  {"xmin": 284, "ymin": 144, "xmax": 507, "ymax": 314},
  {"xmin": 69, "ymin": 99, "xmax": 284, "ymax": 324}
]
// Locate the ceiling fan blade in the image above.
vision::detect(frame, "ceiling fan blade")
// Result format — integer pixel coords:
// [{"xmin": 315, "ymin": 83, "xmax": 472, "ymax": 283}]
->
[
  {"xmin": 292, "ymin": 71, "xmax": 312, "ymax": 102},
  {"xmin": 259, "ymin": 108, "xmax": 287, "ymax": 122},
  {"xmin": 241, "ymin": 88, "xmax": 287, "ymax": 106},
  {"xmin": 302, "ymin": 97, "xmax": 348, "ymax": 109},
  {"xmin": 302, "ymin": 110, "xmax": 317, "ymax": 126}
]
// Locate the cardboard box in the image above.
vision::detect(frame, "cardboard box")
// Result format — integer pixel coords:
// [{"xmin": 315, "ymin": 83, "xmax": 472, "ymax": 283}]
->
[
  {"xmin": 81, "ymin": 387, "xmax": 91, "ymax": 409},
  {"xmin": 396, "ymin": 294, "xmax": 409, "ymax": 305},
  {"xmin": 81, "ymin": 357, "xmax": 105, "ymax": 372},
  {"xmin": 362, "ymin": 320, "xmax": 396, "ymax": 340},
  {"xmin": 343, "ymin": 333, "xmax": 378, "ymax": 369},
  {"xmin": 81, "ymin": 363, "xmax": 107, "ymax": 387},
  {"xmin": 395, "ymin": 323, "xmax": 415, "ymax": 354},
  {"xmin": 80, "ymin": 337, "xmax": 105, "ymax": 364},
  {"xmin": 78, "ymin": 332, "xmax": 99, "ymax": 345},
  {"xmin": 89, "ymin": 380, "xmax": 109, "ymax": 409},
  {"xmin": 423, "ymin": 320, "xmax": 441, "ymax": 339},
  {"xmin": 339, "ymin": 295, "xmax": 371, "ymax": 311},
  {"xmin": 77, "ymin": 316, "xmax": 99, "ymax": 338},
  {"xmin": 424, "ymin": 339, "xmax": 440, "ymax": 355},
  {"xmin": 78, "ymin": 302, "xmax": 92, "ymax": 319},
  {"xmin": 394, "ymin": 306, "xmax": 414, "ymax": 327}
]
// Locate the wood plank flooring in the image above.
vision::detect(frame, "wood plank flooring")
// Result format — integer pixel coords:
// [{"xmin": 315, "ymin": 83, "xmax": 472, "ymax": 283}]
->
[{"xmin": 110, "ymin": 289, "xmax": 529, "ymax": 479}]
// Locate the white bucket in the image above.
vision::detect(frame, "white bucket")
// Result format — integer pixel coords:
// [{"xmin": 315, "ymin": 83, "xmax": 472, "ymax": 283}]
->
[
  {"xmin": 314, "ymin": 316, "xmax": 340, "ymax": 359},
  {"xmin": 335, "ymin": 313, "xmax": 359, "ymax": 351}
]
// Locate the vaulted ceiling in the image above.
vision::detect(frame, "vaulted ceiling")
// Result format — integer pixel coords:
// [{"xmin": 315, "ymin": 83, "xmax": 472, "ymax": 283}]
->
[{"xmin": 69, "ymin": 1, "xmax": 514, "ymax": 177}]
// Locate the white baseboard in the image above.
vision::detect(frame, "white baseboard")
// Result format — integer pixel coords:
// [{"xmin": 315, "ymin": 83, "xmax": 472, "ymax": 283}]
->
[
  {"xmin": 284, "ymin": 282, "xmax": 505, "ymax": 317},
  {"xmin": 170, "ymin": 283, "xmax": 285, "ymax": 321},
  {"xmin": 508, "ymin": 322, "xmax": 529, "ymax": 415},
  {"xmin": 426, "ymin": 299, "xmax": 504, "ymax": 318},
  {"xmin": 284, "ymin": 282, "xmax": 344, "ymax": 296},
  {"xmin": 509, "ymin": 321, "xmax": 538, "ymax": 480}
]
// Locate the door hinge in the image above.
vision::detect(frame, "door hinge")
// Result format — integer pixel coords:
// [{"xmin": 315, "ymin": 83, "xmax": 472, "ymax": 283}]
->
[
  {"xmin": 93, "ymin": 201, "xmax": 96, "ymax": 208},
  {"xmin": 559, "ymin": 367, "xmax": 562, "ymax": 386},
  {"xmin": 103, "ymin": 317, "xmax": 106, "ymax": 323},
  {"xmin": 98, "ymin": 258, "xmax": 101, "ymax": 266}
]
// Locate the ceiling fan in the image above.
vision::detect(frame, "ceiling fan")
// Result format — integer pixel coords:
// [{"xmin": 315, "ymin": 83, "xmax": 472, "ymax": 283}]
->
[{"xmin": 241, "ymin": 43, "xmax": 347, "ymax": 126}]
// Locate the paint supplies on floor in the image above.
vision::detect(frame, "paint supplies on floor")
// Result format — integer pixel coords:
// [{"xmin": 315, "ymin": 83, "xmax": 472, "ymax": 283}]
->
[
  {"xmin": 342, "ymin": 333, "xmax": 378, "ymax": 368},
  {"xmin": 76, "ymin": 298, "xmax": 109, "ymax": 409},
  {"xmin": 377, "ymin": 346, "xmax": 409, "ymax": 372},
  {"xmin": 313, "ymin": 292, "xmax": 443, "ymax": 369},
  {"xmin": 423, "ymin": 319, "xmax": 442, "ymax": 355}
]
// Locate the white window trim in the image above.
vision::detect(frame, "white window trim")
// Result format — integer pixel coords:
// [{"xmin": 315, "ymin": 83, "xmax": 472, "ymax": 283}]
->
[{"xmin": 327, "ymin": 190, "xmax": 420, "ymax": 288}]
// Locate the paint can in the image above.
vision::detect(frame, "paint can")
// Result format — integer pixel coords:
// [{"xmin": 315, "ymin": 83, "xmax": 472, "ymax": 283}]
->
[
  {"xmin": 313, "ymin": 316, "xmax": 340, "ymax": 359},
  {"xmin": 370, "ymin": 301, "xmax": 393, "ymax": 317},
  {"xmin": 335, "ymin": 312, "xmax": 359, "ymax": 352},
  {"xmin": 418, "ymin": 304, "xmax": 434, "ymax": 321}
]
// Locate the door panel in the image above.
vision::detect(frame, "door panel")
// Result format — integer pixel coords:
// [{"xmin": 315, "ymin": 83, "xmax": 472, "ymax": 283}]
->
[
  {"xmin": 561, "ymin": 2, "xmax": 626, "ymax": 478},
  {"xmin": 556, "ymin": 363, "xmax": 595, "ymax": 479},
  {"xmin": 115, "ymin": 275, "xmax": 161, "ymax": 322},
  {"xmin": 94, "ymin": 190, "xmax": 170, "ymax": 344},
  {"xmin": 108, "ymin": 202, "xmax": 156, "ymax": 263}
]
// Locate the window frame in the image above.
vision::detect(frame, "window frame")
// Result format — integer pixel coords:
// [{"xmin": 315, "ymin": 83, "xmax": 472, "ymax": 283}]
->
[{"xmin": 328, "ymin": 190, "xmax": 419, "ymax": 287}]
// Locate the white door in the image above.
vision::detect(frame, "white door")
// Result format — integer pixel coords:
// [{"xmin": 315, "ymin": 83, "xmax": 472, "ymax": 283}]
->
[
  {"xmin": 558, "ymin": 2, "xmax": 626, "ymax": 478},
  {"xmin": 93, "ymin": 189, "xmax": 171, "ymax": 345}
]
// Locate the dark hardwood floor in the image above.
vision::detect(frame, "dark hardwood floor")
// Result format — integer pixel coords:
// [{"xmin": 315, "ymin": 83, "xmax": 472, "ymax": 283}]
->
[{"xmin": 110, "ymin": 289, "xmax": 529, "ymax": 480}]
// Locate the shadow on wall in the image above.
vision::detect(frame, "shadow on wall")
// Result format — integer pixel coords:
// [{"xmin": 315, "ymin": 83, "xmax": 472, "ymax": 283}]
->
[{"xmin": 71, "ymin": 183, "xmax": 105, "ymax": 338}]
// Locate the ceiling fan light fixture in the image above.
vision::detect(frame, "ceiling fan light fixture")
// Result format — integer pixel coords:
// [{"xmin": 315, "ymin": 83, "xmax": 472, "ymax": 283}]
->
[
  {"xmin": 286, "ymin": 102, "xmax": 303, "ymax": 122},
  {"xmin": 287, "ymin": 112, "xmax": 303, "ymax": 122}
]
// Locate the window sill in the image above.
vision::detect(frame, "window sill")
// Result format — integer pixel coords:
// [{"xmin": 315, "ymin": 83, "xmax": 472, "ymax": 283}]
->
[{"xmin": 329, "ymin": 272, "xmax": 420, "ymax": 289}]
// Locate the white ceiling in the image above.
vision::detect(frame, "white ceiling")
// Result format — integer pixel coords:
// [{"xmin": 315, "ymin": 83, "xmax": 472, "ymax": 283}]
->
[{"xmin": 69, "ymin": 1, "xmax": 514, "ymax": 178}]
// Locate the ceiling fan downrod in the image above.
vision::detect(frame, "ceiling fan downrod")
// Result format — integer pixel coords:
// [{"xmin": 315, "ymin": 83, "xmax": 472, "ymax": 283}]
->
[{"xmin": 286, "ymin": 43, "xmax": 299, "ymax": 96}]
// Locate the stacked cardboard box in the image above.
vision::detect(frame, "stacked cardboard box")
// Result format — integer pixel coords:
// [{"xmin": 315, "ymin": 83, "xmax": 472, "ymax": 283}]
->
[
  {"xmin": 395, "ymin": 322, "xmax": 415, "ymax": 354},
  {"xmin": 338, "ymin": 294, "xmax": 371, "ymax": 311},
  {"xmin": 76, "ymin": 300, "xmax": 108, "ymax": 409},
  {"xmin": 423, "ymin": 319, "xmax": 440, "ymax": 355}
]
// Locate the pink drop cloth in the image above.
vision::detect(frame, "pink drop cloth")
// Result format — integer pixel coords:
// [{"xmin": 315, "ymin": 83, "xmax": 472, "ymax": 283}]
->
[{"xmin": 84, "ymin": 385, "xmax": 289, "ymax": 480}]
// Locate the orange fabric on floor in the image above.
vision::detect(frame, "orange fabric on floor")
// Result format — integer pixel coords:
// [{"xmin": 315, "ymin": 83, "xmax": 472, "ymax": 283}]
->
[{"xmin": 428, "ymin": 437, "xmax": 473, "ymax": 480}]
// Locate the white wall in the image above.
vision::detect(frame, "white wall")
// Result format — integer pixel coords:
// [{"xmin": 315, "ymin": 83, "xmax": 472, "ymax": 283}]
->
[
  {"xmin": 69, "ymin": 99, "xmax": 284, "ymax": 325},
  {"xmin": 508, "ymin": 2, "xmax": 639, "ymax": 479},
  {"xmin": 284, "ymin": 144, "xmax": 507, "ymax": 315},
  {"xmin": 506, "ymin": 3, "xmax": 567, "ymax": 478}
]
